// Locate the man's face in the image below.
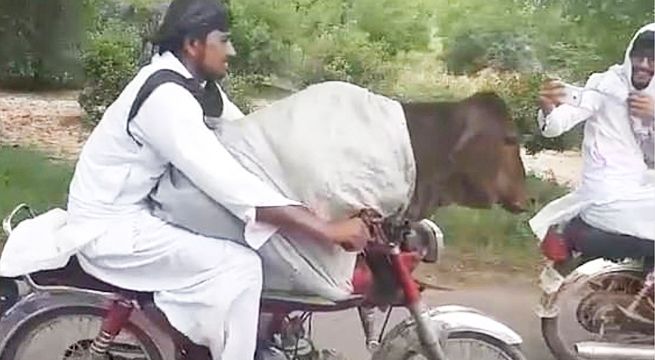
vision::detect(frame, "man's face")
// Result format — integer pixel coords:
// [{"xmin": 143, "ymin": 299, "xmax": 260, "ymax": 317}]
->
[
  {"xmin": 197, "ymin": 30, "xmax": 236, "ymax": 81},
  {"xmin": 631, "ymin": 46, "xmax": 654, "ymax": 90}
]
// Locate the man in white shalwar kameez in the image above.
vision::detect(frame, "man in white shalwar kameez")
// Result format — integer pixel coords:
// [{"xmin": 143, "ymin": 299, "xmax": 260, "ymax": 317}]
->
[
  {"xmin": 530, "ymin": 24, "xmax": 655, "ymax": 252},
  {"xmin": 0, "ymin": 1, "xmax": 372, "ymax": 359}
]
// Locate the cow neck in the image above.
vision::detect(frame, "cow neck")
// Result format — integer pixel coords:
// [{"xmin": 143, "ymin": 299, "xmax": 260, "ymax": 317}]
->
[{"xmin": 401, "ymin": 101, "xmax": 463, "ymax": 218}]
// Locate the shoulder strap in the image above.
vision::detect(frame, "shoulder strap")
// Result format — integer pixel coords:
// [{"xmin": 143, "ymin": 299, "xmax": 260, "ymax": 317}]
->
[{"xmin": 126, "ymin": 69, "xmax": 224, "ymax": 146}]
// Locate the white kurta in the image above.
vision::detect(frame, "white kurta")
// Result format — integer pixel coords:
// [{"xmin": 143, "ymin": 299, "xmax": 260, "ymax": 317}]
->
[
  {"xmin": 530, "ymin": 24, "xmax": 655, "ymax": 241},
  {"xmin": 1, "ymin": 52, "xmax": 297, "ymax": 360}
]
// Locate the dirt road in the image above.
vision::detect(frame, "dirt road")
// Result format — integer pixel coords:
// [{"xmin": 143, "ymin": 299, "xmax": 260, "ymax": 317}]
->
[{"xmin": 311, "ymin": 278, "xmax": 555, "ymax": 360}]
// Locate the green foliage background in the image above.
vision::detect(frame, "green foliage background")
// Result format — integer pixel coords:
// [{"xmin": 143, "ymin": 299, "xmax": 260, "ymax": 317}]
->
[{"xmin": 0, "ymin": 0, "xmax": 652, "ymax": 146}]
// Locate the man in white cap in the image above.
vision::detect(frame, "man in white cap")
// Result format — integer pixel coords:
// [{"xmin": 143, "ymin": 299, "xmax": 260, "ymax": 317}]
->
[{"xmin": 531, "ymin": 24, "xmax": 655, "ymax": 255}]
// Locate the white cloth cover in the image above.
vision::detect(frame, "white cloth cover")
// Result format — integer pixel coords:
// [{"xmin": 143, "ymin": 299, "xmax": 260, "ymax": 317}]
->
[{"xmin": 151, "ymin": 81, "xmax": 416, "ymax": 300}]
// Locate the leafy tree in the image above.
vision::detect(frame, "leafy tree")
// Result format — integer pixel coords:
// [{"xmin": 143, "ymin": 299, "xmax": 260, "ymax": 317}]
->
[{"xmin": 0, "ymin": 0, "xmax": 93, "ymax": 89}]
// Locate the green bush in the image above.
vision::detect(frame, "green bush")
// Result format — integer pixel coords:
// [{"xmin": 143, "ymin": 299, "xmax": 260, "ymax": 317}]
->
[
  {"xmin": 0, "ymin": 1, "xmax": 92, "ymax": 89},
  {"xmin": 229, "ymin": 0, "xmax": 424, "ymax": 89},
  {"xmin": 541, "ymin": 41, "xmax": 604, "ymax": 82},
  {"xmin": 477, "ymin": 72, "xmax": 583, "ymax": 154},
  {"xmin": 382, "ymin": 63, "xmax": 583, "ymax": 153},
  {"xmin": 553, "ymin": 0, "xmax": 653, "ymax": 79},
  {"xmin": 221, "ymin": 73, "xmax": 266, "ymax": 115},
  {"xmin": 0, "ymin": 0, "xmax": 165, "ymax": 91},
  {"xmin": 349, "ymin": 0, "xmax": 434, "ymax": 54},
  {"xmin": 443, "ymin": 30, "xmax": 540, "ymax": 75},
  {"xmin": 78, "ymin": 0, "xmax": 168, "ymax": 124},
  {"xmin": 441, "ymin": 32, "xmax": 488, "ymax": 76},
  {"xmin": 78, "ymin": 21, "xmax": 142, "ymax": 124},
  {"xmin": 229, "ymin": 9, "xmax": 290, "ymax": 76},
  {"xmin": 295, "ymin": 27, "xmax": 394, "ymax": 88}
]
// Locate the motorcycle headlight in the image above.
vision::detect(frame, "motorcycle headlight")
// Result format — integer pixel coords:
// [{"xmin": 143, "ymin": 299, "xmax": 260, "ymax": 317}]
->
[{"xmin": 404, "ymin": 219, "xmax": 445, "ymax": 263}]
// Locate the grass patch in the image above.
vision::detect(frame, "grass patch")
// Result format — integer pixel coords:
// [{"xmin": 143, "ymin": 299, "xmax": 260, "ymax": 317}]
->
[
  {"xmin": 0, "ymin": 146, "xmax": 73, "ymax": 233},
  {"xmin": 430, "ymin": 175, "xmax": 568, "ymax": 272}
]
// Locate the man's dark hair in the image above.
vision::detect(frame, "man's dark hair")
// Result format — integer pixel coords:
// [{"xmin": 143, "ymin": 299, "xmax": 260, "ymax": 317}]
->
[
  {"xmin": 631, "ymin": 30, "xmax": 654, "ymax": 58},
  {"xmin": 154, "ymin": 0, "xmax": 229, "ymax": 55}
]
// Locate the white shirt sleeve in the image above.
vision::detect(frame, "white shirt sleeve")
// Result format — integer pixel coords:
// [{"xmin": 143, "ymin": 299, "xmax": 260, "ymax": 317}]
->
[
  {"xmin": 538, "ymin": 87, "xmax": 602, "ymax": 138},
  {"xmin": 131, "ymin": 83, "xmax": 299, "ymax": 248}
]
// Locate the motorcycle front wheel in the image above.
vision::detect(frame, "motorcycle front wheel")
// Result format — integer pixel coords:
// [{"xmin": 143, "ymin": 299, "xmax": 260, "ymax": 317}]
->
[
  {"xmin": 373, "ymin": 330, "xmax": 526, "ymax": 360},
  {"xmin": 0, "ymin": 306, "xmax": 164, "ymax": 360}
]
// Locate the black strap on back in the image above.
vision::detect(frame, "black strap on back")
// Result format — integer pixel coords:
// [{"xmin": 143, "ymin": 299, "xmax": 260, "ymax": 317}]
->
[{"xmin": 126, "ymin": 69, "xmax": 224, "ymax": 146}]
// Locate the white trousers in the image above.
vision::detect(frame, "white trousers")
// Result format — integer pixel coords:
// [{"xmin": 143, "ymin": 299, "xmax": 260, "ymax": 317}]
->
[
  {"xmin": 582, "ymin": 195, "xmax": 655, "ymax": 241},
  {"xmin": 531, "ymin": 179, "xmax": 655, "ymax": 241},
  {"xmin": 77, "ymin": 211, "xmax": 262, "ymax": 360}
]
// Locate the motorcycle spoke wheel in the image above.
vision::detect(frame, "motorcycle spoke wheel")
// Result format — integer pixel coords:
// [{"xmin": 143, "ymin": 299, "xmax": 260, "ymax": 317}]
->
[
  {"xmin": 542, "ymin": 270, "xmax": 651, "ymax": 360},
  {"xmin": 6, "ymin": 313, "xmax": 156, "ymax": 360},
  {"xmin": 403, "ymin": 333, "xmax": 524, "ymax": 360},
  {"xmin": 442, "ymin": 335, "xmax": 520, "ymax": 360}
]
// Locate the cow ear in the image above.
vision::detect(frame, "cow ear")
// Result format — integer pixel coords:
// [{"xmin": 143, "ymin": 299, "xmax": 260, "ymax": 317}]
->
[
  {"xmin": 448, "ymin": 126, "xmax": 477, "ymax": 163},
  {"xmin": 448, "ymin": 106, "xmax": 480, "ymax": 163}
]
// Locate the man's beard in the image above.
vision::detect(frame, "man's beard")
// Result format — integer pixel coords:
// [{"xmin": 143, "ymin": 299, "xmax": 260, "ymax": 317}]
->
[
  {"xmin": 199, "ymin": 66, "xmax": 227, "ymax": 83},
  {"xmin": 632, "ymin": 66, "xmax": 653, "ymax": 90}
]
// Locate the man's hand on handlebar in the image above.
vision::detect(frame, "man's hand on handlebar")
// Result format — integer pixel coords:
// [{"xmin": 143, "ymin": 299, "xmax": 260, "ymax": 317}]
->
[
  {"xmin": 324, "ymin": 217, "xmax": 372, "ymax": 252},
  {"xmin": 255, "ymin": 205, "xmax": 373, "ymax": 252}
]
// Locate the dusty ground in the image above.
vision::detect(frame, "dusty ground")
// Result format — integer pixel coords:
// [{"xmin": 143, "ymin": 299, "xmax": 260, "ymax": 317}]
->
[
  {"xmin": 312, "ymin": 280, "xmax": 554, "ymax": 360},
  {"xmin": 521, "ymin": 148, "xmax": 582, "ymax": 188},
  {"xmin": 0, "ymin": 90, "xmax": 88, "ymax": 161}
]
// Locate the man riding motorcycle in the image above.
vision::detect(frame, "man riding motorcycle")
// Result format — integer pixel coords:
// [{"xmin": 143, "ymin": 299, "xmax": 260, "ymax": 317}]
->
[
  {"xmin": 0, "ymin": 1, "xmax": 373, "ymax": 359},
  {"xmin": 530, "ymin": 24, "xmax": 655, "ymax": 260}
]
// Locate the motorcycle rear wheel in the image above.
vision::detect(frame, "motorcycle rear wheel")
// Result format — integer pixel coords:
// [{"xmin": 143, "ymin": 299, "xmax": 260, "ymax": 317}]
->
[
  {"xmin": 0, "ymin": 306, "xmax": 164, "ymax": 360},
  {"xmin": 541, "ymin": 269, "xmax": 649, "ymax": 360}
]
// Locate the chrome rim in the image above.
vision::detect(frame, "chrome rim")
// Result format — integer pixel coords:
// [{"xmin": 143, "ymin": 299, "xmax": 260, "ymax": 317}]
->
[
  {"xmin": 12, "ymin": 314, "xmax": 153, "ymax": 360},
  {"xmin": 556, "ymin": 271, "xmax": 653, "ymax": 350},
  {"xmin": 408, "ymin": 336, "xmax": 518, "ymax": 360}
]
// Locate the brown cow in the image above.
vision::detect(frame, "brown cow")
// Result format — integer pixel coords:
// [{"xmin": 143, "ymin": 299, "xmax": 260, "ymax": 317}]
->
[{"xmin": 403, "ymin": 91, "xmax": 528, "ymax": 220}]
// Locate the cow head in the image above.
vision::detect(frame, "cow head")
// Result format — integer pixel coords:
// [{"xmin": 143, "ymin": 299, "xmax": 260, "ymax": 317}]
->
[
  {"xmin": 404, "ymin": 92, "xmax": 528, "ymax": 219},
  {"xmin": 444, "ymin": 92, "xmax": 527, "ymax": 213}
]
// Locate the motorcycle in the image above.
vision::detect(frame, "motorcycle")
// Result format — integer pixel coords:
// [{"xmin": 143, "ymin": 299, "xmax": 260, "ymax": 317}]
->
[
  {"xmin": 0, "ymin": 203, "xmax": 527, "ymax": 360},
  {"xmin": 536, "ymin": 216, "xmax": 654, "ymax": 360}
]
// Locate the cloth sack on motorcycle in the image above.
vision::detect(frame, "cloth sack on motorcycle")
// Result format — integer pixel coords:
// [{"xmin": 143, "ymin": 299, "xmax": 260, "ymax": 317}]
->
[{"xmin": 150, "ymin": 81, "xmax": 416, "ymax": 301}]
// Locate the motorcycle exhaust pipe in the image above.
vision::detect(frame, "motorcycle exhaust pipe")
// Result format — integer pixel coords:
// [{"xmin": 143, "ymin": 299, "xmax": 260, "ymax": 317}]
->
[{"xmin": 575, "ymin": 342, "xmax": 655, "ymax": 360}]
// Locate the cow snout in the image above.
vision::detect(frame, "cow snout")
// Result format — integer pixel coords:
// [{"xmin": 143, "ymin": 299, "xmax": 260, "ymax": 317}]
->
[{"xmin": 503, "ymin": 199, "xmax": 527, "ymax": 213}]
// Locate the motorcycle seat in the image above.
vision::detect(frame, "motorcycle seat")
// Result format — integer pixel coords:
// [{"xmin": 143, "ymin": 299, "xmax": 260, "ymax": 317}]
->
[
  {"xmin": 30, "ymin": 256, "xmax": 153, "ymax": 303},
  {"xmin": 30, "ymin": 257, "xmax": 366, "ymax": 312},
  {"xmin": 563, "ymin": 217, "xmax": 654, "ymax": 261}
]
